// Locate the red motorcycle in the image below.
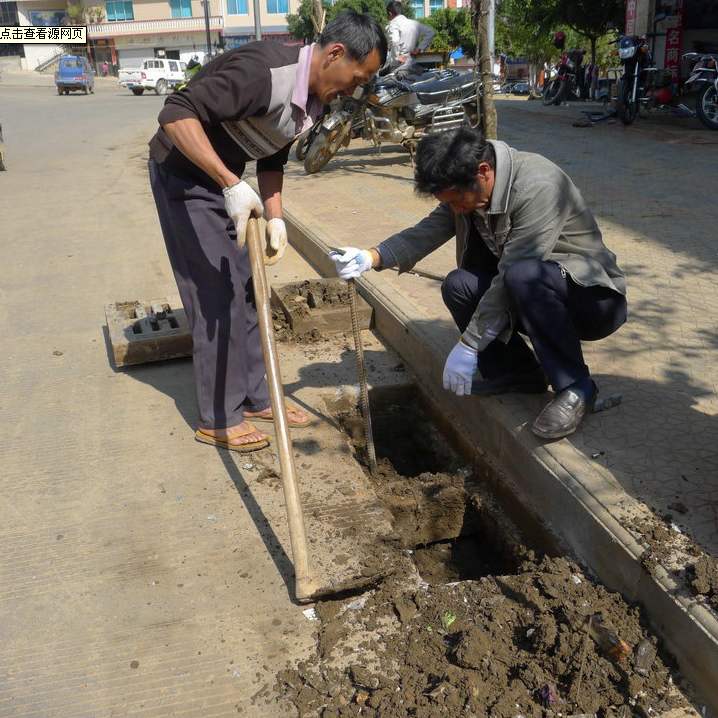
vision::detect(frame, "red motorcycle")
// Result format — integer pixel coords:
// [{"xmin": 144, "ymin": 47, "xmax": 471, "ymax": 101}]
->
[{"xmin": 543, "ymin": 31, "xmax": 587, "ymax": 106}]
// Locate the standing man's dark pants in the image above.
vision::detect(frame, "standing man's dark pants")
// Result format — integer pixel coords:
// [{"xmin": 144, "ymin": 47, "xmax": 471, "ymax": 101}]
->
[
  {"xmin": 442, "ymin": 257, "xmax": 627, "ymax": 393},
  {"xmin": 149, "ymin": 160, "xmax": 270, "ymax": 430}
]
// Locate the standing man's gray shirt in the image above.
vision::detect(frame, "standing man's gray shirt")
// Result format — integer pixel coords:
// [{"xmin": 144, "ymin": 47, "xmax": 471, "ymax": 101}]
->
[{"xmin": 377, "ymin": 139, "xmax": 626, "ymax": 350}]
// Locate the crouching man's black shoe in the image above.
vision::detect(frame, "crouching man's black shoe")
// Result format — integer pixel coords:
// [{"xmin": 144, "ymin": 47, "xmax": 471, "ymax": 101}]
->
[
  {"xmin": 471, "ymin": 366, "xmax": 549, "ymax": 396},
  {"xmin": 531, "ymin": 381, "xmax": 598, "ymax": 440}
]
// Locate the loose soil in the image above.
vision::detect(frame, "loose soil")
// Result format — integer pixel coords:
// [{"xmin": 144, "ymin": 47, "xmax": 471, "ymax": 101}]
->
[{"xmin": 270, "ymin": 386, "xmax": 696, "ymax": 717}]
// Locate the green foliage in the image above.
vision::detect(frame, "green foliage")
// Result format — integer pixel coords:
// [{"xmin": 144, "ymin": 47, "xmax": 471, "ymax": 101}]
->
[
  {"xmin": 496, "ymin": 0, "xmax": 620, "ymax": 67},
  {"xmin": 327, "ymin": 0, "xmax": 389, "ymax": 25},
  {"xmin": 286, "ymin": 0, "xmax": 323, "ymax": 43},
  {"xmin": 422, "ymin": 8, "xmax": 475, "ymax": 56},
  {"xmin": 287, "ymin": 0, "xmax": 420, "ymax": 43}
]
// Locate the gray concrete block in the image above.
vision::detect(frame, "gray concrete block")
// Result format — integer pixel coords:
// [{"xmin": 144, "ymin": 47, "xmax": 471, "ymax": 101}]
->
[{"xmin": 104, "ymin": 296, "xmax": 192, "ymax": 368}]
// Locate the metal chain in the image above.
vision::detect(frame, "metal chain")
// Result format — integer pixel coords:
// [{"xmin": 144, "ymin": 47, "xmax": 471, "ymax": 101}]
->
[{"xmin": 348, "ymin": 279, "xmax": 377, "ymax": 475}]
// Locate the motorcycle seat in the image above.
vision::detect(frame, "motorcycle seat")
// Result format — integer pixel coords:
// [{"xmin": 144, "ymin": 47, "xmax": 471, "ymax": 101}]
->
[{"xmin": 411, "ymin": 72, "xmax": 476, "ymax": 104}]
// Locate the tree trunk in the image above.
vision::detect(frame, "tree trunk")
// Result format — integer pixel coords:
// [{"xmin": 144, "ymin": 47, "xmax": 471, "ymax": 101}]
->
[
  {"xmin": 474, "ymin": 0, "xmax": 497, "ymax": 139},
  {"xmin": 311, "ymin": 0, "xmax": 325, "ymax": 38},
  {"xmin": 589, "ymin": 36, "xmax": 597, "ymax": 100}
]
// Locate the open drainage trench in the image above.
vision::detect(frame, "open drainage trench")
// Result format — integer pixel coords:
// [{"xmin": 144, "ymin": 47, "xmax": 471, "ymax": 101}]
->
[
  {"xmin": 265, "ymin": 281, "xmax": 697, "ymax": 717},
  {"xmin": 276, "ymin": 386, "xmax": 696, "ymax": 718}
]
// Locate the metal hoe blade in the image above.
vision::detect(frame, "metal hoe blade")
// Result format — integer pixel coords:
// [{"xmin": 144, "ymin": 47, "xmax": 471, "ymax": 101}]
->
[{"xmin": 348, "ymin": 278, "xmax": 377, "ymax": 475}]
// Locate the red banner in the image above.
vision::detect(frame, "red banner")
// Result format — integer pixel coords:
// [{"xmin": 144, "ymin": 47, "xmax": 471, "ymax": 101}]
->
[
  {"xmin": 625, "ymin": 0, "xmax": 637, "ymax": 34},
  {"xmin": 663, "ymin": 0, "xmax": 685, "ymax": 83}
]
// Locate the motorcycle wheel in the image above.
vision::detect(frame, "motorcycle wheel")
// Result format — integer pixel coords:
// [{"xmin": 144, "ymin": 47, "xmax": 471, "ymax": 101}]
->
[
  {"xmin": 543, "ymin": 78, "xmax": 566, "ymax": 106},
  {"xmin": 294, "ymin": 129, "xmax": 313, "ymax": 161},
  {"xmin": 616, "ymin": 80, "xmax": 638, "ymax": 125},
  {"xmin": 303, "ymin": 122, "xmax": 351, "ymax": 174},
  {"xmin": 696, "ymin": 84, "xmax": 718, "ymax": 130}
]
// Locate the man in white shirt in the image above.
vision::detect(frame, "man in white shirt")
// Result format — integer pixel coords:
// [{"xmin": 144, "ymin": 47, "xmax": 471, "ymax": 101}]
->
[{"xmin": 384, "ymin": 1, "xmax": 435, "ymax": 77}]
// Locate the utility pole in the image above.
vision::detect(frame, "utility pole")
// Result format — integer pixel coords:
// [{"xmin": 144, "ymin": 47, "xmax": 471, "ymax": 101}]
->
[
  {"xmin": 487, "ymin": 0, "xmax": 495, "ymax": 72},
  {"xmin": 473, "ymin": 0, "xmax": 497, "ymax": 139},
  {"xmin": 203, "ymin": 0, "xmax": 212, "ymax": 59},
  {"xmin": 252, "ymin": 0, "xmax": 262, "ymax": 40}
]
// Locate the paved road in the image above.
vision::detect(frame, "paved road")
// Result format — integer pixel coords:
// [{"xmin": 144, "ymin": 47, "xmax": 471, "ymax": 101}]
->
[
  {"xmin": 0, "ymin": 81, "xmax": 334, "ymax": 717},
  {"xmin": 281, "ymin": 97, "xmax": 718, "ymax": 563}
]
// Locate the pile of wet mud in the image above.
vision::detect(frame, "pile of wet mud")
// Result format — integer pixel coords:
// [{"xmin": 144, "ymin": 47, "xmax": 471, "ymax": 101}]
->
[
  {"xmin": 276, "ymin": 555, "xmax": 692, "ymax": 717},
  {"xmin": 271, "ymin": 386, "xmax": 695, "ymax": 717}
]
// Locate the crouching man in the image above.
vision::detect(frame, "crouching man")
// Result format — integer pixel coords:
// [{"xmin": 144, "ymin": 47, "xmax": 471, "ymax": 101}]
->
[{"xmin": 331, "ymin": 128, "xmax": 627, "ymax": 440}]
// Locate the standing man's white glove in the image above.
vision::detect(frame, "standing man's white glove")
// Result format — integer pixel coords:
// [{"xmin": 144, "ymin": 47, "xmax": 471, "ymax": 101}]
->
[
  {"xmin": 329, "ymin": 247, "xmax": 373, "ymax": 280},
  {"xmin": 222, "ymin": 181, "xmax": 264, "ymax": 248},
  {"xmin": 443, "ymin": 341, "xmax": 478, "ymax": 396},
  {"xmin": 264, "ymin": 218, "xmax": 287, "ymax": 265}
]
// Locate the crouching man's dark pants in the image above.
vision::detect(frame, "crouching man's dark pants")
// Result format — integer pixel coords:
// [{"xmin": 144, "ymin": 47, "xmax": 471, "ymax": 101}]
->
[
  {"xmin": 149, "ymin": 160, "xmax": 270, "ymax": 430},
  {"xmin": 441, "ymin": 257, "xmax": 627, "ymax": 393}
]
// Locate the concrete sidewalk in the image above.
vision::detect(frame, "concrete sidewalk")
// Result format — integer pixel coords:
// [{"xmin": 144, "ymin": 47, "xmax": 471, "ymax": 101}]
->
[{"xmin": 277, "ymin": 98, "xmax": 718, "ymax": 707}]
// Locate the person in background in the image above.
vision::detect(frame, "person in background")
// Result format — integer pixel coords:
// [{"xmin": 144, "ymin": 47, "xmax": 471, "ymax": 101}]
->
[{"xmin": 383, "ymin": 0, "xmax": 435, "ymax": 77}]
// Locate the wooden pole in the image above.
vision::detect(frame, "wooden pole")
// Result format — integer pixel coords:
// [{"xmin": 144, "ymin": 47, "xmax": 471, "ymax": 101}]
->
[{"xmin": 245, "ymin": 218, "xmax": 318, "ymax": 602}]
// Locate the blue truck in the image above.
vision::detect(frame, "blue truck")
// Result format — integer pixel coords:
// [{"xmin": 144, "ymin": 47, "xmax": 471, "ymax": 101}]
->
[{"xmin": 55, "ymin": 55, "xmax": 95, "ymax": 95}]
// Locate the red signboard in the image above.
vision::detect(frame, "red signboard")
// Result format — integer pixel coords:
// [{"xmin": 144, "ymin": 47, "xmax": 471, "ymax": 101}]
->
[
  {"xmin": 625, "ymin": 0, "xmax": 637, "ymax": 34},
  {"xmin": 663, "ymin": 0, "xmax": 685, "ymax": 83}
]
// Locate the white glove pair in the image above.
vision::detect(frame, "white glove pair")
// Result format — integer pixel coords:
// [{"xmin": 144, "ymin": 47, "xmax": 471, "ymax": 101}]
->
[
  {"xmin": 223, "ymin": 181, "xmax": 287, "ymax": 262},
  {"xmin": 329, "ymin": 247, "xmax": 374, "ymax": 280}
]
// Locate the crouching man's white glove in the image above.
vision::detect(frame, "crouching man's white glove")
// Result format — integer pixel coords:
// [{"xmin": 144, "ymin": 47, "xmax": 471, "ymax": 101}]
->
[
  {"xmin": 329, "ymin": 247, "xmax": 373, "ymax": 280},
  {"xmin": 222, "ymin": 181, "xmax": 263, "ymax": 248},
  {"xmin": 443, "ymin": 341, "xmax": 478, "ymax": 396},
  {"xmin": 264, "ymin": 218, "xmax": 287, "ymax": 265}
]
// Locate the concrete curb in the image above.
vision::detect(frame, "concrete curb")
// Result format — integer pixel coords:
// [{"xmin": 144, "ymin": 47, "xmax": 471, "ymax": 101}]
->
[{"xmin": 282, "ymin": 204, "xmax": 718, "ymax": 714}]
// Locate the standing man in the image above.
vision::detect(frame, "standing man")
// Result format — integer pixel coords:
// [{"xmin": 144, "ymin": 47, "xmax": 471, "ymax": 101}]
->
[
  {"xmin": 149, "ymin": 12, "xmax": 386, "ymax": 452},
  {"xmin": 331, "ymin": 128, "xmax": 627, "ymax": 440},
  {"xmin": 383, "ymin": 1, "xmax": 435, "ymax": 77}
]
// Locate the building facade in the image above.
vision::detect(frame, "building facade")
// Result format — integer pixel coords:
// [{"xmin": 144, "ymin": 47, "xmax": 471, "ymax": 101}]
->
[
  {"xmin": 627, "ymin": 0, "xmax": 718, "ymax": 82},
  {"xmin": 1, "ymin": 0, "xmax": 454, "ymax": 72}
]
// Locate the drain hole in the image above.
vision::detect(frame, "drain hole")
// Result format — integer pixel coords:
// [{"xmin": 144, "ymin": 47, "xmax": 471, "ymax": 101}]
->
[
  {"xmin": 331, "ymin": 384, "xmax": 527, "ymax": 574},
  {"xmin": 413, "ymin": 535, "xmax": 509, "ymax": 585},
  {"xmin": 167, "ymin": 316, "xmax": 179, "ymax": 329}
]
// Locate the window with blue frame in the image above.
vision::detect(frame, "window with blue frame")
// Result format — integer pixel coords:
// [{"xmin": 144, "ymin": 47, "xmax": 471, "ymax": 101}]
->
[
  {"xmin": 411, "ymin": 0, "xmax": 424, "ymax": 18},
  {"xmin": 105, "ymin": 0, "xmax": 134, "ymax": 21},
  {"xmin": 266, "ymin": 0, "xmax": 288, "ymax": 14},
  {"xmin": 429, "ymin": 0, "xmax": 442, "ymax": 13},
  {"xmin": 227, "ymin": 0, "xmax": 249, "ymax": 14},
  {"xmin": 169, "ymin": 0, "xmax": 192, "ymax": 17}
]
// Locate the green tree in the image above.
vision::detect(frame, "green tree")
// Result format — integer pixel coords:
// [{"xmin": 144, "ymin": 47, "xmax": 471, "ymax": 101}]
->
[
  {"xmin": 287, "ymin": 0, "xmax": 326, "ymax": 43},
  {"xmin": 423, "ymin": 7, "xmax": 475, "ymax": 56}
]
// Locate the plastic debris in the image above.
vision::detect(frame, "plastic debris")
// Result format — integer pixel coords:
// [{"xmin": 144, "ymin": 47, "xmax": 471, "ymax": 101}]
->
[
  {"xmin": 588, "ymin": 613, "xmax": 632, "ymax": 664},
  {"xmin": 591, "ymin": 451, "xmax": 605, "ymax": 459},
  {"xmin": 634, "ymin": 638, "xmax": 657, "ymax": 676},
  {"xmin": 538, "ymin": 683, "xmax": 557, "ymax": 707},
  {"xmin": 206, "ymin": 515, "xmax": 217, "ymax": 522},
  {"xmin": 346, "ymin": 596, "xmax": 368, "ymax": 611},
  {"xmin": 670, "ymin": 522, "xmax": 683, "ymax": 534},
  {"xmin": 526, "ymin": 628, "xmax": 535, "ymax": 638},
  {"xmin": 441, "ymin": 611, "xmax": 457, "ymax": 630},
  {"xmin": 242, "ymin": 463, "xmax": 254, "ymax": 470},
  {"xmin": 572, "ymin": 574, "xmax": 583, "ymax": 585},
  {"xmin": 302, "ymin": 608, "xmax": 318, "ymax": 621}
]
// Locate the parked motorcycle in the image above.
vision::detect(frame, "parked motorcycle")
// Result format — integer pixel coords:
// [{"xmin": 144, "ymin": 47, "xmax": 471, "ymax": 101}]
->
[
  {"xmin": 299, "ymin": 68, "xmax": 480, "ymax": 174},
  {"xmin": 684, "ymin": 52, "xmax": 718, "ymax": 130},
  {"xmin": 543, "ymin": 31, "xmax": 586, "ymax": 106},
  {"xmin": 615, "ymin": 34, "xmax": 655, "ymax": 124}
]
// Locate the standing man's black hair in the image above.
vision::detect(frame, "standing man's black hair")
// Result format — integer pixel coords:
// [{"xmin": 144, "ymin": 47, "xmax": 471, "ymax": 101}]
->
[
  {"xmin": 387, "ymin": 1, "xmax": 403, "ymax": 17},
  {"xmin": 414, "ymin": 127, "xmax": 496, "ymax": 195},
  {"xmin": 319, "ymin": 10, "xmax": 389, "ymax": 67}
]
